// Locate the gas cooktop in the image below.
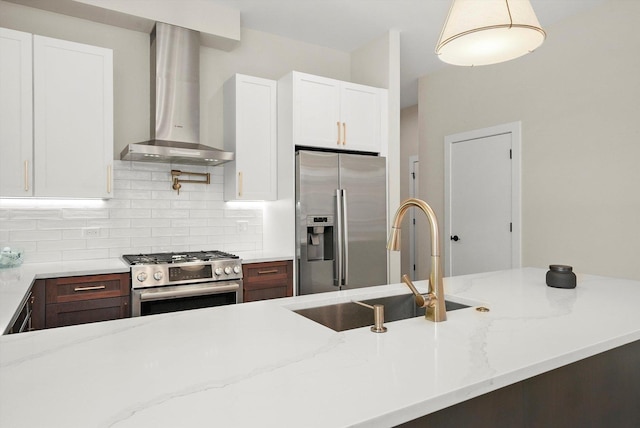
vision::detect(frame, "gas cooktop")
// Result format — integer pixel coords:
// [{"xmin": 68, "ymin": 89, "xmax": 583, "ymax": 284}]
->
[{"xmin": 122, "ymin": 250, "xmax": 239, "ymax": 266}]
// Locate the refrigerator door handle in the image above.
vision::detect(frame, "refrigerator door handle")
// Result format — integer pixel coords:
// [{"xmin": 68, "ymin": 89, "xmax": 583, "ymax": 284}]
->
[
  {"xmin": 336, "ymin": 189, "xmax": 344, "ymax": 287},
  {"xmin": 341, "ymin": 189, "xmax": 349, "ymax": 286}
]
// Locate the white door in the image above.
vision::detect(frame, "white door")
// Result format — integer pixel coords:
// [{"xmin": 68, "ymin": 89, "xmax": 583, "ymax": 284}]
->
[
  {"xmin": 409, "ymin": 156, "xmax": 419, "ymax": 280},
  {"xmin": 444, "ymin": 123, "xmax": 521, "ymax": 276}
]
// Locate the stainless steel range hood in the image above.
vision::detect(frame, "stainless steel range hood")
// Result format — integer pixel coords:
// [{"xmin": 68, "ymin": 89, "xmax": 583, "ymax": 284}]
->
[{"xmin": 120, "ymin": 22, "xmax": 234, "ymax": 166}]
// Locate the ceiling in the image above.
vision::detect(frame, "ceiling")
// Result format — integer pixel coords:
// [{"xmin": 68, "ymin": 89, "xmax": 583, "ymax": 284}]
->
[{"xmin": 209, "ymin": 0, "xmax": 608, "ymax": 108}]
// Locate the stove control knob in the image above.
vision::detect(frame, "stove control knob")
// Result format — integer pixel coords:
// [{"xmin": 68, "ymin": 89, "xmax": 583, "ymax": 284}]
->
[
  {"xmin": 233, "ymin": 265, "xmax": 241, "ymax": 274},
  {"xmin": 224, "ymin": 266, "xmax": 232, "ymax": 275},
  {"xmin": 153, "ymin": 271, "xmax": 163, "ymax": 281},
  {"xmin": 136, "ymin": 272, "xmax": 148, "ymax": 282},
  {"xmin": 214, "ymin": 267, "xmax": 223, "ymax": 276}
]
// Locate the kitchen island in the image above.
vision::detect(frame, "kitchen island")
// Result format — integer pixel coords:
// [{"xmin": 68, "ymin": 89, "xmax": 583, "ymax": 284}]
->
[{"xmin": 1, "ymin": 267, "xmax": 639, "ymax": 427}]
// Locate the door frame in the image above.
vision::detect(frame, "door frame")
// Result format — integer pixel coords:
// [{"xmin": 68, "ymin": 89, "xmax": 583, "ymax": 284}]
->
[
  {"xmin": 409, "ymin": 155, "xmax": 419, "ymax": 280},
  {"xmin": 443, "ymin": 121, "xmax": 522, "ymax": 277}
]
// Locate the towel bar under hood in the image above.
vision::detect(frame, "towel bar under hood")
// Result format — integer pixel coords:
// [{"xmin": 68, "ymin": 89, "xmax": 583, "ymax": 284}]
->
[{"xmin": 120, "ymin": 22, "xmax": 234, "ymax": 166}]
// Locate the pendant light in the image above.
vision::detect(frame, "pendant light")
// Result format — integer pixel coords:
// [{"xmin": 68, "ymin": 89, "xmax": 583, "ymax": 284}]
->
[{"xmin": 435, "ymin": 0, "xmax": 546, "ymax": 66}]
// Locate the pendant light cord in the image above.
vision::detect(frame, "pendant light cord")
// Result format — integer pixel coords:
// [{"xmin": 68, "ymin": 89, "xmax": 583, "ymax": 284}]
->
[{"xmin": 505, "ymin": 0, "xmax": 513, "ymax": 29}]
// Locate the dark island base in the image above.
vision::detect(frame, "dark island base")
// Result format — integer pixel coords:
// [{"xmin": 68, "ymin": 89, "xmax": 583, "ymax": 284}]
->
[{"xmin": 399, "ymin": 339, "xmax": 640, "ymax": 428}]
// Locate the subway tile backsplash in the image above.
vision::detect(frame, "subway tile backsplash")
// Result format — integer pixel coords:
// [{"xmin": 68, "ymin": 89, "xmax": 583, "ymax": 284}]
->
[{"xmin": 0, "ymin": 161, "xmax": 263, "ymax": 263}]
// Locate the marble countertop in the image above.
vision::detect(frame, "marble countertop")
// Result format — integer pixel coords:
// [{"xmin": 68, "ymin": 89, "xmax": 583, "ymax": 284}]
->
[
  {"xmin": 1, "ymin": 267, "xmax": 640, "ymax": 427},
  {"xmin": 234, "ymin": 250, "xmax": 294, "ymax": 264}
]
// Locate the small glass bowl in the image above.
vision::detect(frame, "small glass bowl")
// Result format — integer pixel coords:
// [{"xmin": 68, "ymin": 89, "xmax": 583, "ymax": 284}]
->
[{"xmin": 0, "ymin": 247, "xmax": 23, "ymax": 269}]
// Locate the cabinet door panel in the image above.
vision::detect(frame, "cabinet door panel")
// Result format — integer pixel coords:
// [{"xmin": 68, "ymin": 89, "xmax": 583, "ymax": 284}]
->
[
  {"xmin": 294, "ymin": 74, "xmax": 341, "ymax": 149},
  {"xmin": 46, "ymin": 296, "xmax": 129, "ymax": 329},
  {"xmin": 244, "ymin": 287, "xmax": 289, "ymax": 302},
  {"xmin": 238, "ymin": 76, "xmax": 277, "ymax": 199},
  {"xmin": 340, "ymin": 83, "xmax": 381, "ymax": 153},
  {"xmin": 0, "ymin": 28, "xmax": 33, "ymax": 197},
  {"xmin": 224, "ymin": 74, "xmax": 277, "ymax": 201},
  {"xmin": 33, "ymin": 35, "xmax": 113, "ymax": 198}
]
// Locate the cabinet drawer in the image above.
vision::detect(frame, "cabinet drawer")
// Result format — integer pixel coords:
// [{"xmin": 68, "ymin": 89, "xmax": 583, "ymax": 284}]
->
[
  {"xmin": 45, "ymin": 273, "xmax": 130, "ymax": 304},
  {"xmin": 244, "ymin": 286, "xmax": 288, "ymax": 302},
  {"xmin": 46, "ymin": 296, "xmax": 130, "ymax": 329},
  {"xmin": 243, "ymin": 261, "xmax": 291, "ymax": 286},
  {"xmin": 243, "ymin": 261, "xmax": 293, "ymax": 303}
]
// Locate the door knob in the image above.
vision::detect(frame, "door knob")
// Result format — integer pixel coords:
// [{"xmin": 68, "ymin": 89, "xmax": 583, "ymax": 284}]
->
[{"xmin": 450, "ymin": 235, "xmax": 460, "ymax": 242}]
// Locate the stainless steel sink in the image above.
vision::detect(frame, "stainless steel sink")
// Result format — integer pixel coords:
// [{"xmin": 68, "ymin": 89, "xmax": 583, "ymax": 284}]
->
[{"xmin": 293, "ymin": 294, "xmax": 470, "ymax": 332}]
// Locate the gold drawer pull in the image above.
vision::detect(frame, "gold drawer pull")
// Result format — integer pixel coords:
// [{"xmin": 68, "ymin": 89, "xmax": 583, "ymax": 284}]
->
[
  {"xmin": 257, "ymin": 269, "xmax": 279, "ymax": 275},
  {"xmin": 342, "ymin": 122, "xmax": 347, "ymax": 145},
  {"xmin": 74, "ymin": 285, "xmax": 106, "ymax": 292}
]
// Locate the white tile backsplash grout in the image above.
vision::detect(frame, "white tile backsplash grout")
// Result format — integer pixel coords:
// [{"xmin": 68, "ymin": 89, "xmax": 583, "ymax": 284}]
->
[{"xmin": 0, "ymin": 161, "xmax": 263, "ymax": 262}]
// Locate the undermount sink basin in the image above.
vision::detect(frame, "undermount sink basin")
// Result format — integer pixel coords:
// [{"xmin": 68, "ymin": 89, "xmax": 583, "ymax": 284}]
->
[{"xmin": 293, "ymin": 294, "xmax": 470, "ymax": 332}]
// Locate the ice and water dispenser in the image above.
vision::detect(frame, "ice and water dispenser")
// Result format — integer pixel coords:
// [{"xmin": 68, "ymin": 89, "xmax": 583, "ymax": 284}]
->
[{"xmin": 306, "ymin": 216, "xmax": 334, "ymax": 262}]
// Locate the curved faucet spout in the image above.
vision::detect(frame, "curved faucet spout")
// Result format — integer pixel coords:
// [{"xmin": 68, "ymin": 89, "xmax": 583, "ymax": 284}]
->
[{"xmin": 387, "ymin": 198, "xmax": 446, "ymax": 322}]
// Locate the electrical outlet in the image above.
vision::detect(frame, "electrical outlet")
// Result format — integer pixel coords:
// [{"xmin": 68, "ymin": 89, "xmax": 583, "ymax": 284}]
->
[
  {"xmin": 236, "ymin": 221, "xmax": 249, "ymax": 233},
  {"xmin": 83, "ymin": 227, "xmax": 100, "ymax": 238}
]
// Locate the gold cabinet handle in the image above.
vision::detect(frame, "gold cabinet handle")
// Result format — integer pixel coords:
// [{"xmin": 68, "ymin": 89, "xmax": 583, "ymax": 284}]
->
[
  {"xmin": 24, "ymin": 160, "xmax": 29, "ymax": 192},
  {"xmin": 342, "ymin": 122, "xmax": 347, "ymax": 145},
  {"xmin": 257, "ymin": 269, "xmax": 279, "ymax": 275},
  {"xmin": 337, "ymin": 121, "xmax": 341, "ymax": 145},
  {"xmin": 107, "ymin": 164, "xmax": 112, "ymax": 194},
  {"xmin": 74, "ymin": 285, "xmax": 106, "ymax": 292},
  {"xmin": 238, "ymin": 171, "xmax": 243, "ymax": 197}
]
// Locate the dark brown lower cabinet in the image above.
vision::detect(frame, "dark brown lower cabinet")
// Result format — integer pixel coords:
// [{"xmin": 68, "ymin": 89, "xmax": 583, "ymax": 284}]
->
[
  {"xmin": 243, "ymin": 260, "xmax": 293, "ymax": 302},
  {"xmin": 398, "ymin": 339, "xmax": 640, "ymax": 428},
  {"xmin": 44, "ymin": 272, "xmax": 130, "ymax": 329}
]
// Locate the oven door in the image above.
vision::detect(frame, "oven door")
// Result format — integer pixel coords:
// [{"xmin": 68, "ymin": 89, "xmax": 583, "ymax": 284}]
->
[{"xmin": 131, "ymin": 281, "xmax": 242, "ymax": 317}]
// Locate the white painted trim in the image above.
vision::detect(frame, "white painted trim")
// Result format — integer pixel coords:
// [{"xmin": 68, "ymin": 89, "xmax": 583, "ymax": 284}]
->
[{"xmin": 443, "ymin": 121, "xmax": 522, "ymax": 277}]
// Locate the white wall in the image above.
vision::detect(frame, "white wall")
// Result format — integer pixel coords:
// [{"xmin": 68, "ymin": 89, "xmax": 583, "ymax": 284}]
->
[{"xmin": 418, "ymin": 0, "xmax": 640, "ymax": 280}]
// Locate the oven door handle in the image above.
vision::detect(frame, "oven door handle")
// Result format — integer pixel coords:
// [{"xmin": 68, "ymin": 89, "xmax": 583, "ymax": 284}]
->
[{"xmin": 138, "ymin": 282, "xmax": 241, "ymax": 302}]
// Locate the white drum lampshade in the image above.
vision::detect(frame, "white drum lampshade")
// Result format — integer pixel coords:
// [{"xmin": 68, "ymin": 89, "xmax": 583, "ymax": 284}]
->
[{"xmin": 436, "ymin": 0, "xmax": 546, "ymax": 66}]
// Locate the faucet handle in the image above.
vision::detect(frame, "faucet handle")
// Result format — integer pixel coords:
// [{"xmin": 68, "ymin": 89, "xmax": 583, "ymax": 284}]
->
[{"xmin": 401, "ymin": 274, "xmax": 433, "ymax": 308}]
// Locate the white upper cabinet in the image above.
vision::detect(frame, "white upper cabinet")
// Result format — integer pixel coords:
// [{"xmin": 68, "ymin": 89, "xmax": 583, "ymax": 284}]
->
[
  {"xmin": 223, "ymin": 74, "xmax": 277, "ymax": 201},
  {"xmin": 0, "ymin": 28, "xmax": 113, "ymax": 199},
  {"xmin": 0, "ymin": 28, "xmax": 33, "ymax": 197},
  {"xmin": 33, "ymin": 35, "xmax": 113, "ymax": 198},
  {"xmin": 289, "ymin": 71, "xmax": 384, "ymax": 153}
]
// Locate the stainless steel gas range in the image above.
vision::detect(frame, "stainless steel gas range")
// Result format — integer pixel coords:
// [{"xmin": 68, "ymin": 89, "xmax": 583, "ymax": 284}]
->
[{"xmin": 122, "ymin": 250, "xmax": 243, "ymax": 317}]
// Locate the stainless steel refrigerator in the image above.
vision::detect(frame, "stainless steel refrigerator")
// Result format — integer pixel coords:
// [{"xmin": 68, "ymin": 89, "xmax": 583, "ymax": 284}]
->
[{"xmin": 296, "ymin": 150, "xmax": 387, "ymax": 295}]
